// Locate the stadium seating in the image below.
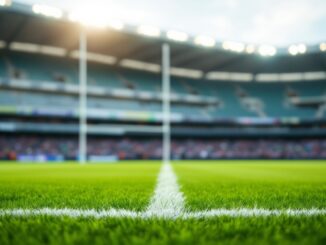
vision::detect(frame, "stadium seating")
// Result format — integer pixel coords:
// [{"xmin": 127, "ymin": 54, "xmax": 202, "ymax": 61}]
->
[
  {"xmin": 241, "ymin": 83, "xmax": 316, "ymax": 118},
  {"xmin": 0, "ymin": 51, "xmax": 324, "ymax": 119},
  {"xmin": 291, "ymin": 82, "xmax": 326, "ymax": 97},
  {"xmin": 122, "ymin": 70, "xmax": 162, "ymax": 92},
  {"xmin": 1, "ymin": 136, "xmax": 326, "ymax": 160},
  {"xmin": 0, "ymin": 90, "xmax": 207, "ymax": 116},
  {"xmin": 6, "ymin": 53, "xmax": 77, "ymax": 82}
]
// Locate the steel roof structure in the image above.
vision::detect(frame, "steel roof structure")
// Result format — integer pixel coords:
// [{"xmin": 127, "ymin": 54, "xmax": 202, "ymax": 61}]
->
[{"xmin": 0, "ymin": 1, "xmax": 326, "ymax": 76}]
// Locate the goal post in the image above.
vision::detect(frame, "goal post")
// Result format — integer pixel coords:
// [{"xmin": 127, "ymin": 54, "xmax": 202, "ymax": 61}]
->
[
  {"xmin": 77, "ymin": 31, "xmax": 171, "ymax": 164},
  {"xmin": 162, "ymin": 43, "xmax": 171, "ymax": 165},
  {"xmin": 78, "ymin": 28, "xmax": 87, "ymax": 164}
]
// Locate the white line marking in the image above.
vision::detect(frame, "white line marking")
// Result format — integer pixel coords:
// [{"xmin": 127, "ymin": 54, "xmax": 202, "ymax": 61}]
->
[
  {"xmin": 145, "ymin": 163, "xmax": 185, "ymax": 218},
  {"xmin": 182, "ymin": 208, "xmax": 326, "ymax": 218},
  {"xmin": 0, "ymin": 208, "xmax": 139, "ymax": 218},
  {"xmin": 0, "ymin": 208, "xmax": 325, "ymax": 219},
  {"xmin": 0, "ymin": 163, "xmax": 325, "ymax": 219}
]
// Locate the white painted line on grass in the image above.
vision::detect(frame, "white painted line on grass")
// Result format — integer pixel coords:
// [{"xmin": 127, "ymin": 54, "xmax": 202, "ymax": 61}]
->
[
  {"xmin": 0, "ymin": 208, "xmax": 139, "ymax": 218},
  {"xmin": 1, "ymin": 163, "xmax": 325, "ymax": 219},
  {"xmin": 144, "ymin": 163, "xmax": 185, "ymax": 218},
  {"xmin": 182, "ymin": 208, "xmax": 326, "ymax": 218},
  {"xmin": 1, "ymin": 208, "xmax": 325, "ymax": 219}
]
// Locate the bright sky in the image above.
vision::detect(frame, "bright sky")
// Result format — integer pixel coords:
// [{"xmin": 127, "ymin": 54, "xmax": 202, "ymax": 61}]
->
[{"xmin": 18, "ymin": 0, "xmax": 326, "ymax": 46}]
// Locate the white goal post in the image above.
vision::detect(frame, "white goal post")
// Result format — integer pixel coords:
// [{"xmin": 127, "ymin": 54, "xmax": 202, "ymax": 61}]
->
[
  {"xmin": 78, "ymin": 28, "xmax": 171, "ymax": 164},
  {"xmin": 78, "ymin": 29, "xmax": 87, "ymax": 164},
  {"xmin": 162, "ymin": 43, "xmax": 171, "ymax": 165}
]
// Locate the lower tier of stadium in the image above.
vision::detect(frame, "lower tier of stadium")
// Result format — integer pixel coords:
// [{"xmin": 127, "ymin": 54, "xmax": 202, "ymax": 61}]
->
[{"xmin": 1, "ymin": 135, "xmax": 326, "ymax": 161}]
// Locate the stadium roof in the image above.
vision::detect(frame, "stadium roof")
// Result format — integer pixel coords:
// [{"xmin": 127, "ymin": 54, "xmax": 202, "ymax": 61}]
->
[{"xmin": 0, "ymin": 1, "xmax": 326, "ymax": 77}]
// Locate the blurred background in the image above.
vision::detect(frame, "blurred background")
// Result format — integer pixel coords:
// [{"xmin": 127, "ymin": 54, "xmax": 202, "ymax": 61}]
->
[{"xmin": 0, "ymin": 0, "xmax": 326, "ymax": 162}]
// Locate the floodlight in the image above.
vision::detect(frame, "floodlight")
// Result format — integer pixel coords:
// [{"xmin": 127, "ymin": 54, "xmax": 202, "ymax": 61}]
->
[
  {"xmin": 32, "ymin": 4, "xmax": 63, "ymax": 19},
  {"xmin": 246, "ymin": 45, "xmax": 255, "ymax": 54},
  {"xmin": 288, "ymin": 44, "xmax": 306, "ymax": 55},
  {"xmin": 69, "ymin": 13, "xmax": 103, "ymax": 28},
  {"xmin": 137, "ymin": 25, "xmax": 161, "ymax": 37},
  {"xmin": 194, "ymin": 35, "xmax": 215, "ymax": 47},
  {"xmin": 222, "ymin": 41, "xmax": 245, "ymax": 53},
  {"xmin": 166, "ymin": 30, "xmax": 189, "ymax": 42},
  {"xmin": 297, "ymin": 44, "xmax": 306, "ymax": 54},
  {"xmin": 0, "ymin": 40, "xmax": 6, "ymax": 49},
  {"xmin": 258, "ymin": 45, "xmax": 277, "ymax": 56},
  {"xmin": 233, "ymin": 43, "xmax": 245, "ymax": 53},
  {"xmin": 288, "ymin": 45, "xmax": 299, "ymax": 56},
  {"xmin": 68, "ymin": 9, "xmax": 109, "ymax": 29},
  {"xmin": 320, "ymin": 43, "xmax": 326, "ymax": 52},
  {"xmin": 0, "ymin": 0, "xmax": 11, "ymax": 7},
  {"xmin": 222, "ymin": 42, "xmax": 229, "ymax": 50},
  {"xmin": 108, "ymin": 20, "xmax": 124, "ymax": 30}
]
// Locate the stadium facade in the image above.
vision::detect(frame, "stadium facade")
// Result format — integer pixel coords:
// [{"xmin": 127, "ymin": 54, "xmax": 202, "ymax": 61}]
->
[{"xmin": 1, "ymin": 1, "xmax": 326, "ymax": 161}]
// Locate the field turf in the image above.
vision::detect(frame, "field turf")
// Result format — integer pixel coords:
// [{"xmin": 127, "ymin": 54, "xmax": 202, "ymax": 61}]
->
[
  {"xmin": 174, "ymin": 161, "xmax": 326, "ymax": 210},
  {"xmin": 0, "ymin": 163, "xmax": 159, "ymax": 210},
  {"xmin": 0, "ymin": 160, "xmax": 326, "ymax": 245}
]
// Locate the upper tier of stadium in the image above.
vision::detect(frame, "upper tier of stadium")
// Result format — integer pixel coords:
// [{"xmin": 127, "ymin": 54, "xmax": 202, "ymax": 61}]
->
[
  {"xmin": 0, "ymin": 51, "xmax": 325, "ymax": 121},
  {"xmin": 0, "ymin": 1, "xmax": 326, "ymax": 124}
]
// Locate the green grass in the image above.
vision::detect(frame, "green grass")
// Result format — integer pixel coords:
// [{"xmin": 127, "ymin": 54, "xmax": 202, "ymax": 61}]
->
[
  {"xmin": 1, "ymin": 216, "xmax": 325, "ymax": 245},
  {"xmin": 174, "ymin": 161, "xmax": 326, "ymax": 210},
  {"xmin": 0, "ymin": 162, "xmax": 160, "ymax": 210},
  {"xmin": 0, "ymin": 160, "xmax": 326, "ymax": 245}
]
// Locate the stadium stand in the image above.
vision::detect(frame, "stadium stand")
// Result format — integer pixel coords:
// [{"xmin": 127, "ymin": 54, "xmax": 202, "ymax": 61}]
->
[
  {"xmin": 1, "ymin": 52, "xmax": 325, "ymax": 119},
  {"xmin": 0, "ymin": 1, "xmax": 326, "ymax": 161},
  {"xmin": 1, "ymin": 135, "xmax": 326, "ymax": 160}
]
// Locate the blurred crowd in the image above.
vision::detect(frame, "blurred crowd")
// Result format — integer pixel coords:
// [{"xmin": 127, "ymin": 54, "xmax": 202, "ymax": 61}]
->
[{"xmin": 1, "ymin": 136, "xmax": 326, "ymax": 160}]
